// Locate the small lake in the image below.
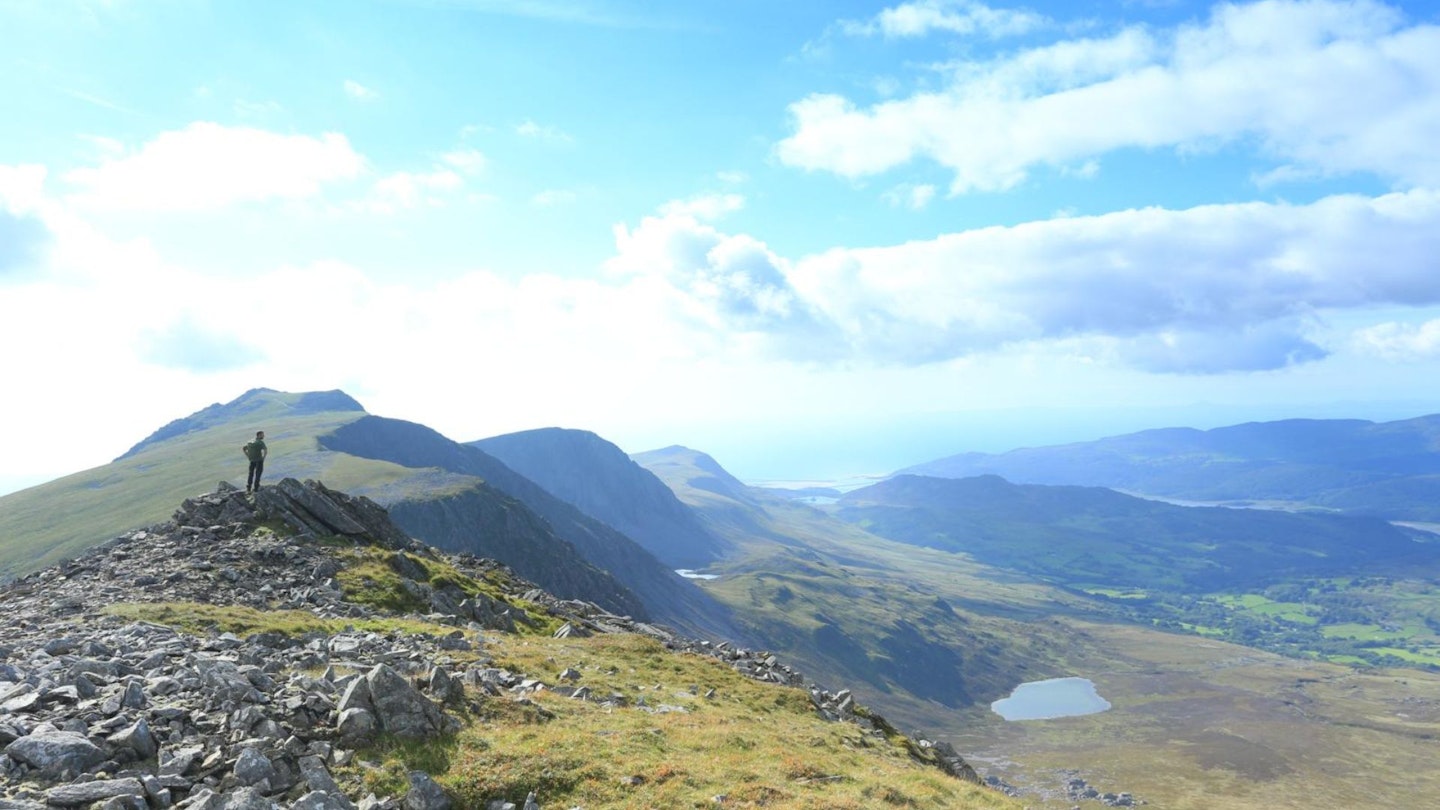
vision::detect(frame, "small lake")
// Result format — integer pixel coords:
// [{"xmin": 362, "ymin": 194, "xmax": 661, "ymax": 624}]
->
[{"xmin": 990, "ymin": 677, "xmax": 1111, "ymax": 721}]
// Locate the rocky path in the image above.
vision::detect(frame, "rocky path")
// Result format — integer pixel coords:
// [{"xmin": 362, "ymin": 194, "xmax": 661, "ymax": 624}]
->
[{"xmin": 2, "ymin": 480, "xmax": 981, "ymax": 810}]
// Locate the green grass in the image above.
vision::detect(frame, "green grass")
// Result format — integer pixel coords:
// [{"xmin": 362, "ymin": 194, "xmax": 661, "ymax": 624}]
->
[
  {"xmin": 1215, "ymin": 594, "xmax": 1318, "ymax": 625},
  {"xmin": 1369, "ymin": 647, "xmax": 1440, "ymax": 666},
  {"xmin": 103, "ymin": 601, "xmax": 472, "ymax": 642},
  {"xmin": 350, "ymin": 634, "xmax": 1022, "ymax": 810},
  {"xmin": 1084, "ymin": 588, "xmax": 1150, "ymax": 600},
  {"xmin": 335, "ymin": 547, "xmax": 563, "ymax": 636},
  {"xmin": 1320, "ymin": 622, "xmax": 1407, "ymax": 640},
  {"xmin": 0, "ymin": 402, "xmax": 484, "ymax": 581},
  {"xmin": 0, "ymin": 408, "xmax": 363, "ymax": 578}
]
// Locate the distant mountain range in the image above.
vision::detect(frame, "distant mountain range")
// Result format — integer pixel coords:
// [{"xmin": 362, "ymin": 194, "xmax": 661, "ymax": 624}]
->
[
  {"xmin": 900, "ymin": 414, "xmax": 1440, "ymax": 521},
  {"xmin": 832, "ymin": 474, "xmax": 1432, "ymax": 592}
]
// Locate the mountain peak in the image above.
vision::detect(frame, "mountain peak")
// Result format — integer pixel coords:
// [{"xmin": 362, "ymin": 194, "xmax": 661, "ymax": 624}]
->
[{"xmin": 117, "ymin": 388, "xmax": 367, "ymax": 460}]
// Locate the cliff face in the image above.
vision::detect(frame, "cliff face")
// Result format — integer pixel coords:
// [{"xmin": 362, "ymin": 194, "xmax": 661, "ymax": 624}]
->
[
  {"xmin": 321, "ymin": 417, "xmax": 749, "ymax": 643},
  {"xmin": 0, "ymin": 479, "xmax": 996, "ymax": 810},
  {"xmin": 383, "ymin": 480, "xmax": 649, "ymax": 621},
  {"xmin": 474, "ymin": 428, "xmax": 731, "ymax": 569}
]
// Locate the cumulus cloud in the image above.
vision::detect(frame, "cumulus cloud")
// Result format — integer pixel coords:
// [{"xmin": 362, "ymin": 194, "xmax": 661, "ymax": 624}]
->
[
  {"xmin": 0, "ymin": 164, "xmax": 49, "ymax": 213},
  {"xmin": 1113, "ymin": 323, "xmax": 1329, "ymax": 374},
  {"xmin": 605, "ymin": 206, "xmax": 826, "ymax": 350},
  {"xmin": 63, "ymin": 122, "xmax": 365, "ymax": 211},
  {"xmin": 1352, "ymin": 319, "xmax": 1440, "ymax": 360},
  {"xmin": 606, "ymin": 189, "xmax": 1440, "ymax": 373},
  {"xmin": 842, "ymin": 0, "xmax": 1046, "ymax": 39},
  {"xmin": 780, "ymin": 0, "xmax": 1440, "ymax": 192}
]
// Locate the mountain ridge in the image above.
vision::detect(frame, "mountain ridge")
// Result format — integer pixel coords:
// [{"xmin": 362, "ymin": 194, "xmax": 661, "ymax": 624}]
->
[
  {"xmin": 0, "ymin": 477, "xmax": 1001, "ymax": 809},
  {"xmin": 472, "ymin": 428, "xmax": 731, "ymax": 569}
]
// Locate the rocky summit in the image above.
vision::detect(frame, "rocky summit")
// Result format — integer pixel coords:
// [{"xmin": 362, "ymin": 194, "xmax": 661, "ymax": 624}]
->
[{"xmin": 1, "ymin": 479, "xmax": 983, "ymax": 810}]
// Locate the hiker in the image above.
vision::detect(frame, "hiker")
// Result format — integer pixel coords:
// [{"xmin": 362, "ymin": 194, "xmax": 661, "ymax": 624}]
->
[{"xmin": 243, "ymin": 430, "xmax": 268, "ymax": 493}]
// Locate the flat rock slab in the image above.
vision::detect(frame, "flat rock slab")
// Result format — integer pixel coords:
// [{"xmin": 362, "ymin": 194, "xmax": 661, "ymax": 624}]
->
[
  {"xmin": 4, "ymin": 731, "xmax": 107, "ymax": 777},
  {"xmin": 46, "ymin": 778, "xmax": 146, "ymax": 806}
]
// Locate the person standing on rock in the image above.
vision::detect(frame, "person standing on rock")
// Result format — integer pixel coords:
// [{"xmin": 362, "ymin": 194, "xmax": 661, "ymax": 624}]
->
[{"xmin": 243, "ymin": 430, "xmax": 268, "ymax": 493}]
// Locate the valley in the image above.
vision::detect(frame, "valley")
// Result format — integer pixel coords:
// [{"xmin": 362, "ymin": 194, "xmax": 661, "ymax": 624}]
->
[{"xmin": 4, "ymin": 389, "xmax": 1440, "ymax": 809}]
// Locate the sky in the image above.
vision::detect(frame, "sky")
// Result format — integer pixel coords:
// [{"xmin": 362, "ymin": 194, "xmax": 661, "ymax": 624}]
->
[{"xmin": 2, "ymin": 0, "xmax": 1440, "ymax": 494}]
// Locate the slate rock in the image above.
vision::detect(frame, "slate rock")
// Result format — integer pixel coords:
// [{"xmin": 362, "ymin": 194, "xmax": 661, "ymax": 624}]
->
[
  {"xmin": 336, "ymin": 708, "xmax": 377, "ymax": 743},
  {"xmin": 232, "ymin": 747, "xmax": 278, "ymax": 788},
  {"xmin": 293, "ymin": 792, "xmax": 354, "ymax": 810},
  {"xmin": 110, "ymin": 717, "xmax": 158, "ymax": 760},
  {"xmin": 45, "ymin": 778, "xmax": 146, "ymax": 807},
  {"xmin": 4, "ymin": 730, "xmax": 107, "ymax": 777},
  {"xmin": 364, "ymin": 666, "xmax": 447, "ymax": 739},
  {"xmin": 215, "ymin": 787, "xmax": 280, "ymax": 810},
  {"xmin": 402, "ymin": 771, "xmax": 451, "ymax": 810}
]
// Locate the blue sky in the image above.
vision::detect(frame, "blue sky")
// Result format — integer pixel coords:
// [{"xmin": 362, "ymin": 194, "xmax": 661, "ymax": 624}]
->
[{"xmin": 3, "ymin": 0, "xmax": 1440, "ymax": 493}]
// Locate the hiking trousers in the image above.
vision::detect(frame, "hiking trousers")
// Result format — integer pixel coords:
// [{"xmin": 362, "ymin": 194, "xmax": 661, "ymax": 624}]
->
[{"xmin": 247, "ymin": 460, "xmax": 264, "ymax": 491}]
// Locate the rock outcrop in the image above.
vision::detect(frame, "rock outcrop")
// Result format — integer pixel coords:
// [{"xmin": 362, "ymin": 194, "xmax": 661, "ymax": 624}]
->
[{"xmin": 1, "ymin": 479, "xmax": 984, "ymax": 810}]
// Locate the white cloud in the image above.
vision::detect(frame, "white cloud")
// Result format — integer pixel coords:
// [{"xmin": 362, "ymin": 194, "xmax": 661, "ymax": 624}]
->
[
  {"xmin": 1352, "ymin": 319, "xmax": 1440, "ymax": 360},
  {"xmin": 659, "ymin": 193, "xmax": 745, "ymax": 220},
  {"xmin": 6, "ymin": 165, "xmax": 1440, "ymax": 487},
  {"xmin": 605, "ymin": 189, "xmax": 1440, "ymax": 373},
  {"xmin": 606, "ymin": 207, "xmax": 822, "ymax": 348},
  {"xmin": 63, "ymin": 122, "xmax": 365, "ymax": 211},
  {"xmin": 343, "ymin": 79, "xmax": 379, "ymax": 101},
  {"xmin": 780, "ymin": 0, "xmax": 1440, "ymax": 192},
  {"xmin": 516, "ymin": 119, "xmax": 575, "ymax": 144},
  {"xmin": 843, "ymin": 0, "xmax": 1047, "ymax": 39},
  {"xmin": 0, "ymin": 164, "xmax": 49, "ymax": 213}
]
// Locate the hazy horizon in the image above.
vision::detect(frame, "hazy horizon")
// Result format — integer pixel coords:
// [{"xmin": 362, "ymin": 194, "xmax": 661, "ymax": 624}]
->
[
  {"xmin": 4, "ymin": 1, "xmax": 1440, "ymax": 498},
  {"xmin": 2, "ymin": 392, "xmax": 1435, "ymax": 498}
]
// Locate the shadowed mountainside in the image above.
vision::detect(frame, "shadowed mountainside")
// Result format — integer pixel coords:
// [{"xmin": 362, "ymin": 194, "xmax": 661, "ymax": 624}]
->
[
  {"xmin": 319, "ymin": 416, "xmax": 748, "ymax": 642},
  {"xmin": 834, "ymin": 474, "xmax": 1434, "ymax": 591},
  {"xmin": 473, "ymin": 428, "xmax": 731, "ymax": 569}
]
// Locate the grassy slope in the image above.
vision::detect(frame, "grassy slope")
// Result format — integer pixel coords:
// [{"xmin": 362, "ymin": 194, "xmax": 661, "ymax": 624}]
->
[
  {"xmin": 104, "ymin": 537, "xmax": 1020, "ymax": 810},
  {"xmin": 0, "ymin": 403, "xmax": 470, "ymax": 579}
]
